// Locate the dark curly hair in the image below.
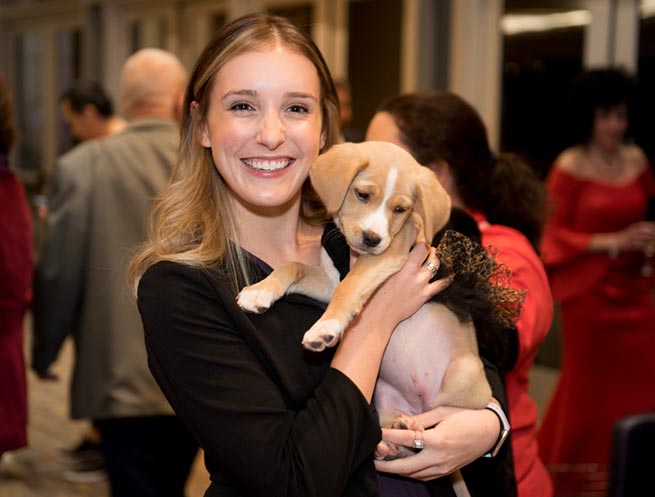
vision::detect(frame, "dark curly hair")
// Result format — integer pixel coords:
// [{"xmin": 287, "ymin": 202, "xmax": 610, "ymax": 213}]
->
[
  {"xmin": 568, "ymin": 67, "xmax": 637, "ymax": 146},
  {"xmin": 0, "ymin": 74, "xmax": 16, "ymax": 154}
]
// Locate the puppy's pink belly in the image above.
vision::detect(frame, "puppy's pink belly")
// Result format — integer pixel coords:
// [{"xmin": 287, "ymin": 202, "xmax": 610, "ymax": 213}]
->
[{"xmin": 375, "ymin": 304, "xmax": 459, "ymax": 425}]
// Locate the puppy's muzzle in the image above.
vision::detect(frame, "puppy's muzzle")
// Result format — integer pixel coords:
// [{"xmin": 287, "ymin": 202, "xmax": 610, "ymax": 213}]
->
[{"xmin": 362, "ymin": 231, "xmax": 381, "ymax": 249}]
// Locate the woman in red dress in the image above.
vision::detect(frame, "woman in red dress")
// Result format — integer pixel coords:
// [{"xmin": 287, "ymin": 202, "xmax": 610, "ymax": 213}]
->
[
  {"xmin": 538, "ymin": 68, "xmax": 655, "ymax": 497},
  {"xmin": 0, "ymin": 75, "xmax": 33, "ymax": 458}
]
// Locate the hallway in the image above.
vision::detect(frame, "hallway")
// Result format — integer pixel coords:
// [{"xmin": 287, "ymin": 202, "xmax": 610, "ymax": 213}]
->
[{"xmin": 0, "ymin": 314, "xmax": 210, "ymax": 497}]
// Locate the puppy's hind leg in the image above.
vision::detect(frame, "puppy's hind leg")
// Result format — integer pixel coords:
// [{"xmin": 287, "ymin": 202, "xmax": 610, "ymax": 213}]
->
[{"xmin": 430, "ymin": 353, "xmax": 491, "ymax": 410}]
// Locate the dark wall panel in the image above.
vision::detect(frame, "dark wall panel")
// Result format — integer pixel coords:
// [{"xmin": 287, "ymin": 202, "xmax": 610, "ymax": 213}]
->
[{"xmin": 348, "ymin": 0, "xmax": 402, "ymax": 134}]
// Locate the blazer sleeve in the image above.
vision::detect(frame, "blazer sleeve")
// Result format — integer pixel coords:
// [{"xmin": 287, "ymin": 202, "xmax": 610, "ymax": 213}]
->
[
  {"xmin": 32, "ymin": 158, "xmax": 90, "ymax": 374},
  {"xmin": 137, "ymin": 261, "xmax": 380, "ymax": 497}
]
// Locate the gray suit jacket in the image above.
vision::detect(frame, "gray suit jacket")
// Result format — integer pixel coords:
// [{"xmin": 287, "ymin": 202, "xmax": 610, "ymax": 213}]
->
[{"xmin": 33, "ymin": 118, "xmax": 178, "ymax": 419}]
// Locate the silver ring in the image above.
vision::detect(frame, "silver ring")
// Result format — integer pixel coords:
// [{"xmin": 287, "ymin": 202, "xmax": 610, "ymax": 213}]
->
[
  {"xmin": 412, "ymin": 431, "xmax": 425, "ymax": 450},
  {"xmin": 425, "ymin": 261, "xmax": 438, "ymax": 276}
]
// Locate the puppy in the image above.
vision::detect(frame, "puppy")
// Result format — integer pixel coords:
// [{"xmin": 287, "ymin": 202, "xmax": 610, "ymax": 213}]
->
[
  {"xmin": 239, "ymin": 141, "xmax": 453, "ymax": 347},
  {"xmin": 238, "ymin": 141, "xmax": 493, "ymax": 425}
]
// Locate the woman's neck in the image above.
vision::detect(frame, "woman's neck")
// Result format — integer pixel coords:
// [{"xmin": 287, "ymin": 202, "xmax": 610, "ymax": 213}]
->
[
  {"xmin": 232, "ymin": 198, "xmax": 322, "ymax": 269},
  {"xmin": 587, "ymin": 143, "xmax": 624, "ymax": 178}
]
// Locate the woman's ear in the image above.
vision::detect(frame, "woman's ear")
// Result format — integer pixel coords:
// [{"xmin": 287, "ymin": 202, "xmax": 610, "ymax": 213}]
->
[
  {"xmin": 191, "ymin": 101, "xmax": 211, "ymax": 148},
  {"xmin": 429, "ymin": 159, "xmax": 449, "ymax": 185},
  {"xmin": 430, "ymin": 159, "xmax": 458, "ymax": 197},
  {"xmin": 82, "ymin": 104, "xmax": 99, "ymax": 119}
]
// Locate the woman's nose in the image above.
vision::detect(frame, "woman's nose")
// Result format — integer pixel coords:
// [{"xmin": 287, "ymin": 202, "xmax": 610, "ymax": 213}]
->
[{"xmin": 256, "ymin": 111, "xmax": 285, "ymax": 149}]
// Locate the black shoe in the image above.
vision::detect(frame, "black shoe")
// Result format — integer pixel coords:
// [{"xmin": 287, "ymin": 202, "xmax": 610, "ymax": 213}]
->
[
  {"xmin": 62, "ymin": 452, "xmax": 107, "ymax": 484},
  {"xmin": 58, "ymin": 438, "xmax": 102, "ymax": 463}
]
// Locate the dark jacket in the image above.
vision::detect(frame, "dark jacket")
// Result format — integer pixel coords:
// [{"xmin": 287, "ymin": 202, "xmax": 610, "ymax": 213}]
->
[
  {"xmin": 138, "ymin": 225, "xmax": 516, "ymax": 497},
  {"xmin": 138, "ymin": 258, "xmax": 381, "ymax": 497},
  {"xmin": 32, "ymin": 119, "xmax": 178, "ymax": 420}
]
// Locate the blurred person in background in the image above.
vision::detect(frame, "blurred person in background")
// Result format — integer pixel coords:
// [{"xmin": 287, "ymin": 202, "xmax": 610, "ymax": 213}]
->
[
  {"xmin": 59, "ymin": 80, "xmax": 127, "ymax": 144},
  {"xmin": 0, "ymin": 73, "xmax": 33, "ymax": 467},
  {"xmin": 366, "ymin": 90, "xmax": 554, "ymax": 497},
  {"xmin": 32, "ymin": 48, "xmax": 198, "ymax": 497},
  {"xmin": 34, "ymin": 81, "xmax": 127, "ymax": 230},
  {"xmin": 537, "ymin": 67, "xmax": 655, "ymax": 497},
  {"xmin": 50, "ymin": 79, "xmax": 128, "ymax": 483}
]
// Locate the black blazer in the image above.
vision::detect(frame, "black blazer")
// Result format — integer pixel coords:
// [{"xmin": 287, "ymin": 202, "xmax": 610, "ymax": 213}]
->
[
  {"xmin": 138, "ymin": 226, "xmax": 516, "ymax": 497},
  {"xmin": 138, "ymin": 259, "xmax": 381, "ymax": 497}
]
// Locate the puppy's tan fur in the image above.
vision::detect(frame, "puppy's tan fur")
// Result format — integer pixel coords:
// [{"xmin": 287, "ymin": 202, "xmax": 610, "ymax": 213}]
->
[{"xmin": 238, "ymin": 142, "xmax": 491, "ymax": 442}]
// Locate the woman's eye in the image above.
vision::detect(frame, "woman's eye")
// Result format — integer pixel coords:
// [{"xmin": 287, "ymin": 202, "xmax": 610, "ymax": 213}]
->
[
  {"xmin": 230, "ymin": 102, "xmax": 254, "ymax": 112},
  {"xmin": 287, "ymin": 104, "xmax": 308, "ymax": 114},
  {"xmin": 355, "ymin": 190, "xmax": 369, "ymax": 202}
]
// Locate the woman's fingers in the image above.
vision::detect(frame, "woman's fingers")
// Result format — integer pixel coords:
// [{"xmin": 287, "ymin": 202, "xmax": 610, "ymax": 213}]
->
[
  {"xmin": 380, "ymin": 426, "xmax": 424, "ymax": 448},
  {"xmin": 410, "ymin": 405, "xmax": 460, "ymax": 429}
]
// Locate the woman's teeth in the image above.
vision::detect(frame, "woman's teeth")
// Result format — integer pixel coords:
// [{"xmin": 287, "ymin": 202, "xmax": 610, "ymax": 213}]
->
[{"xmin": 243, "ymin": 159, "xmax": 291, "ymax": 171}]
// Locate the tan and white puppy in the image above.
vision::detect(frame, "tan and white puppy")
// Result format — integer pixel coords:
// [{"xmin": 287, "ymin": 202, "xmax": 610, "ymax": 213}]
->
[
  {"xmin": 237, "ymin": 141, "xmax": 491, "ymax": 419},
  {"xmin": 238, "ymin": 141, "xmax": 451, "ymax": 350}
]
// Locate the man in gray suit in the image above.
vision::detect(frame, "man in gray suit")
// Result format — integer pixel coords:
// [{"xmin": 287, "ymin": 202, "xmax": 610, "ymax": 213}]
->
[{"xmin": 33, "ymin": 48, "xmax": 197, "ymax": 497}]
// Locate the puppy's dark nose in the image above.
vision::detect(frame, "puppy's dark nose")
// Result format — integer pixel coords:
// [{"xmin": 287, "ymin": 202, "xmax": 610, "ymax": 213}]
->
[{"xmin": 362, "ymin": 231, "xmax": 381, "ymax": 248}]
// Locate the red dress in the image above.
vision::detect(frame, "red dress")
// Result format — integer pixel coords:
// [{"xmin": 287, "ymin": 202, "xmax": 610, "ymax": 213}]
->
[
  {"xmin": 0, "ymin": 166, "xmax": 33, "ymax": 455},
  {"xmin": 475, "ymin": 214, "xmax": 555, "ymax": 497},
  {"xmin": 538, "ymin": 167, "xmax": 655, "ymax": 496}
]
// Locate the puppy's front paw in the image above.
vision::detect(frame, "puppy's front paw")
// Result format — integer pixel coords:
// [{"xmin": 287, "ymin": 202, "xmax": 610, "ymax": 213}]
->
[
  {"xmin": 236, "ymin": 281, "xmax": 284, "ymax": 314},
  {"xmin": 391, "ymin": 415, "xmax": 423, "ymax": 432},
  {"xmin": 302, "ymin": 319, "xmax": 344, "ymax": 351},
  {"xmin": 377, "ymin": 440, "xmax": 413, "ymax": 461},
  {"xmin": 380, "ymin": 416, "xmax": 426, "ymax": 460}
]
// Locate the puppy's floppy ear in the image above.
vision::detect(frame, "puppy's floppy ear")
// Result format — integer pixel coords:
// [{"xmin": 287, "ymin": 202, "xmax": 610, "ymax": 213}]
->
[
  {"xmin": 415, "ymin": 166, "xmax": 452, "ymax": 242},
  {"xmin": 310, "ymin": 142, "xmax": 369, "ymax": 215}
]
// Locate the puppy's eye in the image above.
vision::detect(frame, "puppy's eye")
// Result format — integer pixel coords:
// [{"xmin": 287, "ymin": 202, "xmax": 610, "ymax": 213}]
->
[
  {"xmin": 355, "ymin": 190, "xmax": 369, "ymax": 202},
  {"xmin": 394, "ymin": 206, "xmax": 407, "ymax": 214}
]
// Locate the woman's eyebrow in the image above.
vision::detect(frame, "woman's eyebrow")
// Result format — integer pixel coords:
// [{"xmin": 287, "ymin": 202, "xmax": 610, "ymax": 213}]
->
[
  {"xmin": 285, "ymin": 91, "xmax": 317, "ymax": 101},
  {"xmin": 222, "ymin": 89, "xmax": 257, "ymax": 100},
  {"xmin": 221, "ymin": 89, "xmax": 318, "ymax": 101}
]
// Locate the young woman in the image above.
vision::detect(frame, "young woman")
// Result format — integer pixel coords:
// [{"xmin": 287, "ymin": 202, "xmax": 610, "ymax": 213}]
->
[
  {"xmin": 131, "ymin": 14, "xmax": 509, "ymax": 497},
  {"xmin": 366, "ymin": 90, "xmax": 554, "ymax": 497},
  {"xmin": 537, "ymin": 68, "xmax": 655, "ymax": 497}
]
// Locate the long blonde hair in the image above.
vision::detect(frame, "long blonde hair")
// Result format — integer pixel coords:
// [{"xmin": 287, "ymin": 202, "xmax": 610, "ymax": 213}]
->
[{"xmin": 129, "ymin": 13, "xmax": 340, "ymax": 294}]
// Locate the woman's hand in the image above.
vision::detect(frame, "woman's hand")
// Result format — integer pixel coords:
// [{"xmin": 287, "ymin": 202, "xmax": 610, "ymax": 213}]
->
[
  {"xmin": 615, "ymin": 221, "xmax": 655, "ymax": 252},
  {"xmin": 374, "ymin": 405, "xmax": 501, "ymax": 481},
  {"xmin": 590, "ymin": 221, "xmax": 655, "ymax": 255},
  {"xmin": 355, "ymin": 241, "xmax": 452, "ymax": 330}
]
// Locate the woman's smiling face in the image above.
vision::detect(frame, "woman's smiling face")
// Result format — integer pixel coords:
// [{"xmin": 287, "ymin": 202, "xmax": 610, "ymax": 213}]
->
[{"xmin": 199, "ymin": 45, "xmax": 325, "ymax": 212}]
